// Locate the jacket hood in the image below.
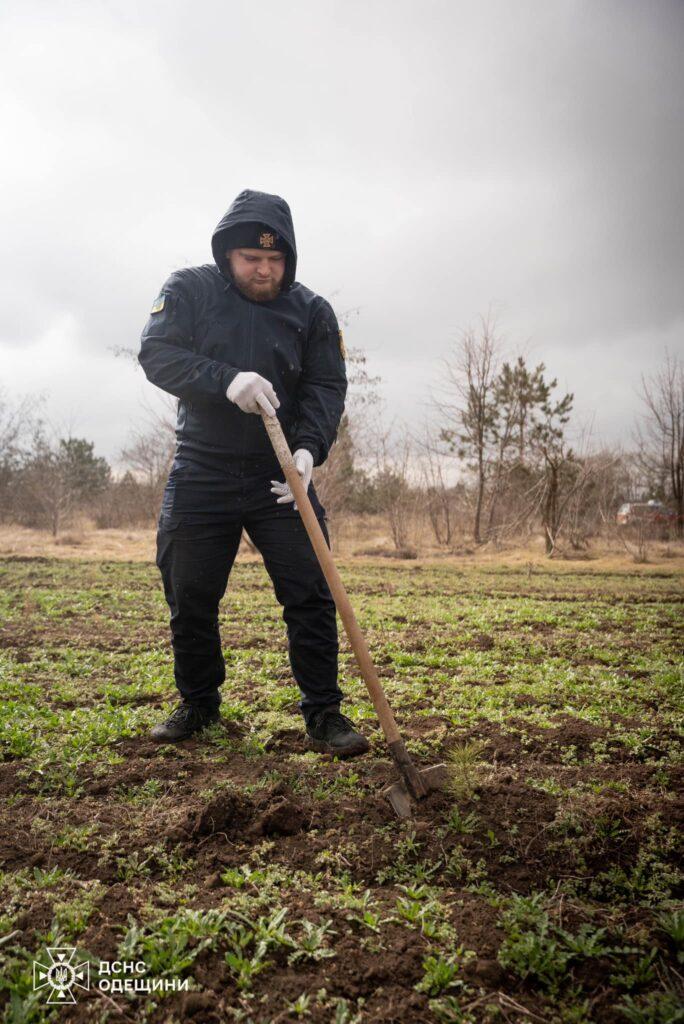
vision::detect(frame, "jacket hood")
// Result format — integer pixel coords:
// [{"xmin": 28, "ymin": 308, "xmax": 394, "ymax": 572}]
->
[{"xmin": 211, "ymin": 189, "xmax": 297, "ymax": 290}]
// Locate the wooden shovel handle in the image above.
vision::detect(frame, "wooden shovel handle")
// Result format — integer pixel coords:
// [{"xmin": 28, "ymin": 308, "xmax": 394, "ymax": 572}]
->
[{"xmin": 259, "ymin": 405, "xmax": 403, "ymax": 746}]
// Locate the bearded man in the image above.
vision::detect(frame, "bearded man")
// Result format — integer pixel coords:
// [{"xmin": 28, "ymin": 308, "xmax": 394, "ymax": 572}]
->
[{"xmin": 138, "ymin": 189, "xmax": 369, "ymax": 758}]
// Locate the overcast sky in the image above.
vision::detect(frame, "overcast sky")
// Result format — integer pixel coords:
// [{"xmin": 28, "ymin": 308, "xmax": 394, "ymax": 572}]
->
[{"xmin": 2, "ymin": 0, "xmax": 682, "ymax": 469}]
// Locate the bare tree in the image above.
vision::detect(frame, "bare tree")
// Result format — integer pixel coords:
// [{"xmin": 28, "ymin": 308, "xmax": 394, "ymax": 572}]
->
[
  {"xmin": 119, "ymin": 410, "xmax": 176, "ymax": 524},
  {"xmin": 313, "ymin": 346, "xmax": 382, "ymax": 545},
  {"xmin": 373, "ymin": 425, "xmax": 418, "ymax": 554},
  {"xmin": 433, "ymin": 313, "xmax": 502, "ymax": 544},
  {"xmin": 637, "ymin": 350, "xmax": 683, "ymax": 538},
  {"xmin": 420, "ymin": 443, "xmax": 456, "ymax": 548},
  {"xmin": 591, "ymin": 450, "xmax": 657, "ymax": 562},
  {"xmin": 564, "ymin": 449, "xmax": 622, "ymax": 550},
  {"xmin": 0, "ymin": 390, "xmax": 43, "ymax": 521}
]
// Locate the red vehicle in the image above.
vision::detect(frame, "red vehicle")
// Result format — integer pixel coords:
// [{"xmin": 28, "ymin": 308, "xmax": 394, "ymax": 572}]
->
[{"xmin": 616, "ymin": 500, "xmax": 677, "ymax": 527}]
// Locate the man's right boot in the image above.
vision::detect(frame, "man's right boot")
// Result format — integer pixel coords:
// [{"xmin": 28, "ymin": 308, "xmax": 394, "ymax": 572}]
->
[{"xmin": 150, "ymin": 701, "xmax": 221, "ymax": 742}]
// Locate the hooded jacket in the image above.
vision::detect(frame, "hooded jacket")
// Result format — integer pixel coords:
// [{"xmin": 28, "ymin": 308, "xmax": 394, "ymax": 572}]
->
[{"xmin": 138, "ymin": 190, "xmax": 347, "ymax": 468}]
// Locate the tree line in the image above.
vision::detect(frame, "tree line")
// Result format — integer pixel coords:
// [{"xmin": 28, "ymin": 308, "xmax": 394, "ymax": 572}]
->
[
  {"xmin": 0, "ymin": 396, "xmax": 170, "ymax": 537},
  {"xmin": 318, "ymin": 315, "xmax": 683, "ymax": 556},
  {"xmin": 1, "ymin": 314, "xmax": 681, "ymax": 555}
]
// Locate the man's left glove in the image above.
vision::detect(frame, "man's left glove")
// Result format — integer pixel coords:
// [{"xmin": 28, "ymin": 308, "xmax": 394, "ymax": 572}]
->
[{"xmin": 270, "ymin": 449, "xmax": 314, "ymax": 510}]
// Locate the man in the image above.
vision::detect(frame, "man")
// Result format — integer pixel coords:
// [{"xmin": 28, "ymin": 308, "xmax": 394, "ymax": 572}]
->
[{"xmin": 138, "ymin": 189, "xmax": 369, "ymax": 759}]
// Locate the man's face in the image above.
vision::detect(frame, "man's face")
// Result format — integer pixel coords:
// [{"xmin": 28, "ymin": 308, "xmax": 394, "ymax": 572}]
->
[{"xmin": 227, "ymin": 248, "xmax": 286, "ymax": 301}]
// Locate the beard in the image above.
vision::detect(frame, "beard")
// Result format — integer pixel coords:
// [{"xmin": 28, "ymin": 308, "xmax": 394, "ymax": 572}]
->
[{"xmin": 228, "ymin": 265, "xmax": 282, "ymax": 302}]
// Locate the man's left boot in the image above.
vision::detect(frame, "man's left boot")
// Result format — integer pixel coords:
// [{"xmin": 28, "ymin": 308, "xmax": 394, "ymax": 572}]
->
[{"xmin": 306, "ymin": 707, "xmax": 370, "ymax": 759}]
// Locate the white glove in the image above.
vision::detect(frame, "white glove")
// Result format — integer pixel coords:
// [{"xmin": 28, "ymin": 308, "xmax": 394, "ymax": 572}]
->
[
  {"xmin": 270, "ymin": 449, "xmax": 314, "ymax": 510},
  {"xmin": 227, "ymin": 372, "xmax": 280, "ymax": 416}
]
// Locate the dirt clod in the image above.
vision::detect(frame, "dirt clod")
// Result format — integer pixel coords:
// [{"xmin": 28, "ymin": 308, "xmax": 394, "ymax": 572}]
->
[
  {"xmin": 256, "ymin": 797, "xmax": 307, "ymax": 836},
  {"xmin": 188, "ymin": 792, "xmax": 249, "ymax": 836}
]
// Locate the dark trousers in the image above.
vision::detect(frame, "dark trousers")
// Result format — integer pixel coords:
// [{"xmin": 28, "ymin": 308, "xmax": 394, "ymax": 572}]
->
[{"xmin": 155, "ymin": 472, "xmax": 343, "ymax": 723}]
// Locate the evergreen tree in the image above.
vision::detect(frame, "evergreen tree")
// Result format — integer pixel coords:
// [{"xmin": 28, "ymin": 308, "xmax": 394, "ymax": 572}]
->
[{"xmin": 17, "ymin": 433, "xmax": 111, "ymax": 536}]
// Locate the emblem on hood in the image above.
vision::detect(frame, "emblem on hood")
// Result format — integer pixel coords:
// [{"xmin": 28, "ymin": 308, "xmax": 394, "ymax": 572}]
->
[{"xmin": 259, "ymin": 232, "xmax": 275, "ymax": 248}]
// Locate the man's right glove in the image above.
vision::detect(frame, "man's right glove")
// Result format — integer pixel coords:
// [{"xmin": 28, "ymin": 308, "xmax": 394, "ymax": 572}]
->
[{"xmin": 226, "ymin": 372, "xmax": 280, "ymax": 416}]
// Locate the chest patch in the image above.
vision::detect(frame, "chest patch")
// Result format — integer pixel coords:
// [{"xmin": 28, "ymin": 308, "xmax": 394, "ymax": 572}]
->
[{"xmin": 338, "ymin": 329, "xmax": 347, "ymax": 360}]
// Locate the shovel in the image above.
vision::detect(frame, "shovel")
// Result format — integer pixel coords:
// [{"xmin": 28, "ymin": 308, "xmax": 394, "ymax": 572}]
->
[{"xmin": 258, "ymin": 400, "xmax": 448, "ymax": 818}]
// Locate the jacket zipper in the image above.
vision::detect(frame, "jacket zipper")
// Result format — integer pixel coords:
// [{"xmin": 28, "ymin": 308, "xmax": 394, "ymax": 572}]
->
[{"xmin": 242, "ymin": 302, "xmax": 254, "ymax": 459}]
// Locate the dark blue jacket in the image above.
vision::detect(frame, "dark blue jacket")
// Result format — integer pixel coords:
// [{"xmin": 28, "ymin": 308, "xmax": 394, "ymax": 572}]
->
[{"xmin": 138, "ymin": 190, "xmax": 347, "ymax": 468}]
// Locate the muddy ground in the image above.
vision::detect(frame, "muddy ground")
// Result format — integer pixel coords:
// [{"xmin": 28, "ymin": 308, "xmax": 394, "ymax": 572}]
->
[{"xmin": 0, "ymin": 557, "xmax": 682, "ymax": 1023}]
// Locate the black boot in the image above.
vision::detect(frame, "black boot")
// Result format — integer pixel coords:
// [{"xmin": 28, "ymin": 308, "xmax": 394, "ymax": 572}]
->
[
  {"xmin": 306, "ymin": 707, "xmax": 370, "ymax": 759},
  {"xmin": 150, "ymin": 701, "xmax": 221, "ymax": 742}
]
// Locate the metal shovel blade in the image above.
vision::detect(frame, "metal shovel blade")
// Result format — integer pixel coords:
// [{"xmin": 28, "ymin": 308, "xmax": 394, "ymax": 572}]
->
[{"xmin": 382, "ymin": 762, "xmax": 450, "ymax": 818}]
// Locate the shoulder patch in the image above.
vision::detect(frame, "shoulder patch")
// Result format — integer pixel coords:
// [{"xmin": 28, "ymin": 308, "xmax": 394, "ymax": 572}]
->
[
  {"xmin": 338, "ymin": 329, "xmax": 347, "ymax": 360},
  {"xmin": 150, "ymin": 294, "xmax": 165, "ymax": 314}
]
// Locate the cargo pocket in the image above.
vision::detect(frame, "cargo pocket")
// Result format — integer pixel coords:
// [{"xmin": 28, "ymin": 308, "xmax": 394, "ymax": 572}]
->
[{"xmin": 158, "ymin": 480, "xmax": 181, "ymax": 531}]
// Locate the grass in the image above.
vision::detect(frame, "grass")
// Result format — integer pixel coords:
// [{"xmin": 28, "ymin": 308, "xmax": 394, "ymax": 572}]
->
[{"xmin": 0, "ymin": 554, "xmax": 682, "ymax": 1022}]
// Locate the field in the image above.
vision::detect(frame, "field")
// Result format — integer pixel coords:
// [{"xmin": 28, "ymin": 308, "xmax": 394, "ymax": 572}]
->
[{"xmin": 0, "ymin": 553, "xmax": 682, "ymax": 1023}]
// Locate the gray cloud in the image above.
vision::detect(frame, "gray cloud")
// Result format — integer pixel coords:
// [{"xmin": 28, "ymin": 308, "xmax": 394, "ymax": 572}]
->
[{"xmin": 1, "ymin": 0, "xmax": 682, "ymax": 464}]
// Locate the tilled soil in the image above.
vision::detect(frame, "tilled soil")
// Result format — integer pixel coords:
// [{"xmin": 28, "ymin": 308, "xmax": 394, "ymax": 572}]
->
[
  {"xmin": 2, "ymin": 722, "xmax": 682, "ymax": 1022},
  {"xmin": 0, "ymin": 557, "xmax": 682, "ymax": 1022}
]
